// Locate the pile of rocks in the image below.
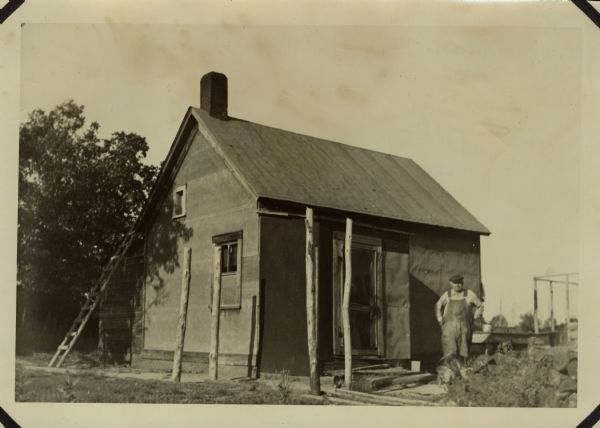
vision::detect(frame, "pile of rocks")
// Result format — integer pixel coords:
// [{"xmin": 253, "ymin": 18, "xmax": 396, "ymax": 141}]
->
[{"xmin": 541, "ymin": 345, "xmax": 578, "ymax": 407}]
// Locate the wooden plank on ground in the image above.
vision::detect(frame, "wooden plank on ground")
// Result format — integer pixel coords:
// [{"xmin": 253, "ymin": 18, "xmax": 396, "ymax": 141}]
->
[
  {"xmin": 330, "ymin": 388, "xmax": 435, "ymax": 406},
  {"xmin": 353, "ymin": 372, "xmax": 436, "ymax": 392}
]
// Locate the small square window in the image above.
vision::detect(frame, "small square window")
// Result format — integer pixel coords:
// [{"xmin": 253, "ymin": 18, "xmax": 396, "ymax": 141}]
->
[{"xmin": 173, "ymin": 185, "xmax": 186, "ymax": 218}]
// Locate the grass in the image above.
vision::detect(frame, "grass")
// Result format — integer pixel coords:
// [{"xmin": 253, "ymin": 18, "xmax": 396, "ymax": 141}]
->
[
  {"xmin": 18, "ymin": 351, "xmax": 104, "ymax": 369},
  {"xmin": 15, "ymin": 365, "xmax": 324, "ymax": 404}
]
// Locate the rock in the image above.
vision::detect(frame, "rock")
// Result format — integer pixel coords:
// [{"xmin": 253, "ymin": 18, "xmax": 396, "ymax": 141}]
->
[
  {"xmin": 559, "ymin": 378, "xmax": 577, "ymax": 393},
  {"xmin": 548, "ymin": 369, "xmax": 566, "ymax": 387},
  {"xmin": 567, "ymin": 359, "xmax": 577, "ymax": 380},
  {"xmin": 567, "ymin": 393, "xmax": 577, "ymax": 408},
  {"xmin": 471, "ymin": 355, "xmax": 494, "ymax": 373},
  {"xmin": 436, "ymin": 365, "xmax": 456, "ymax": 385},
  {"xmin": 542, "ymin": 347, "xmax": 576, "ymax": 373}
]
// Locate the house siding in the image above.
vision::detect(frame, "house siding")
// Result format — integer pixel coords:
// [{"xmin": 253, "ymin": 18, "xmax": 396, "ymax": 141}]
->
[{"xmin": 139, "ymin": 127, "xmax": 260, "ymax": 374}]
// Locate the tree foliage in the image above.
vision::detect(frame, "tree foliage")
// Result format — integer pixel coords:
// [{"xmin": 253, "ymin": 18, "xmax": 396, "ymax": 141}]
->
[
  {"xmin": 17, "ymin": 101, "xmax": 158, "ymax": 351},
  {"xmin": 518, "ymin": 312, "xmax": 536, "ymax": 333},
  {"xmin": 490, "ymin": 314, "xmax": 509, "ymax": 328}
]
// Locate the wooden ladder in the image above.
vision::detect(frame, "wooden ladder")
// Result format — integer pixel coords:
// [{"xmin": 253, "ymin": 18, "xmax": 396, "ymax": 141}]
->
[{"xmin": 48, "ymin": 231, "xmax": 141, "ymax": 368}]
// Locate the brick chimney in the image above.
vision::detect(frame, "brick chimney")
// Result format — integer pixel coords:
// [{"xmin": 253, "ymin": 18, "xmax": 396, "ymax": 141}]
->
[{"xmin": 200, "ymin": 72, "xmax": 228, "ymax": 119}]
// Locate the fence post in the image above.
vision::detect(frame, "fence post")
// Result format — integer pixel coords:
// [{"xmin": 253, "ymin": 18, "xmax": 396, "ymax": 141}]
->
[
  {"xmin": 533, "ymin": 278, "xmax": 539, "ymax": 334},
  {"xmin": 549, "ymin": 281, "xmax": 555, "ymax": 332},
  {"xmin": 565, "ymin": 274, "xmax": 570, "ymax": 344},
  {"xmin": 172, "ymin": 247, "xmax": 192, "ymax": 382},
  {"xmin": 209, "ymin": 245, "xmax": 222, "ymax": 380}
]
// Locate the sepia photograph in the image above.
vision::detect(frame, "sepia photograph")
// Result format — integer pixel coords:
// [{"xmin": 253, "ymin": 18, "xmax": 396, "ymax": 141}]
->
[{"xmin": 1, "ymin": 1, "xmax": 599, "ymax": 427}]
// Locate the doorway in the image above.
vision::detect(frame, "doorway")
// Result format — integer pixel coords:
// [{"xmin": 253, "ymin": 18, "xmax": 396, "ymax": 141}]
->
[{"xmin": 332, "ymin": 233, "xmax": 383, "ymax": 356}]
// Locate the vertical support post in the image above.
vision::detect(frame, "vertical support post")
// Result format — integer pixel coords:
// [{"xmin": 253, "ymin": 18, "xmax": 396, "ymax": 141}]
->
[
  {"xmin": 533, "ymin": 278, "xmax": 539, "ymax": 334},
  {"xmin": 209, "ymin": 245, "xmax": 222, "ymax": 380},
  {"xmin": 342, "ymin": 218, "xmax": 353, "ymax": 389},
  {"xmin": 305, "ymin": 207, "xmax": 320, "ymax": 395},
  {"xmin": 172, "ymin": 247, "xmax": 192, "ymax": 382},
  {"xmin": 549, "ymin": 281, "xmax": 555, "ymax": 332},
  {"xmin": 565, "ymin": 274, "xmax": 570, "ymax": 344}
]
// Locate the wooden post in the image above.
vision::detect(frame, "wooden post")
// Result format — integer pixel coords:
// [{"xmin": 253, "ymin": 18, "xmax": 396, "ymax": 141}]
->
[
  {"xmin": 565, "ymin": 274, "xmax": 570, "ymax": 344},
  {"xmin": 305, "ymin": 207, "xmax": 320, "ymax": 395},
  {"xmin": 172, "ymin": 247, "xmax": 192, "ymax": 382},
  {"xmin": 549, "ymin": 281, "xmax": 555, "ymax": 332},
  {"xmin": 209, "ymin": 245, "xmax": 222, "ymax": 380},
  {"xmin": 533, "ymin": 278, "xmax": 539, "ymax": 334},
  {"xmin": 342, "ymin": 218, "xmax": 353, "ymax": 389}
]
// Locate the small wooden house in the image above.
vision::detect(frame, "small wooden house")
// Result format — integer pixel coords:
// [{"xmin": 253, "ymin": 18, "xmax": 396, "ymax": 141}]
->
[{"xmin": 99, "ymin": 72, "xmax": 490, "ymax": 377}]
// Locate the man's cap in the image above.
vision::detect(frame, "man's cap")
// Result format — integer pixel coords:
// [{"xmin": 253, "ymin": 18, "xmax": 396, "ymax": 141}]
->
[{"xmin": 449, "ymin": 274, "xmax": 464, "ymax": 284}]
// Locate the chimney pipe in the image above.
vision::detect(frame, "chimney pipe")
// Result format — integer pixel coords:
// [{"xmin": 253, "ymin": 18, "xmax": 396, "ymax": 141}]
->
[{"xmin": 200, "ymin": 72, "xmax": 228, "ymax": 119}]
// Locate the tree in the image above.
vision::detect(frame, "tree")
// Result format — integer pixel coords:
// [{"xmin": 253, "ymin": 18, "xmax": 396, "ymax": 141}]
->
[
  {"xmin": 517, "ymin": 312, "xmax": 536, "ymax": 333},
  {"xmin": 490, "ymin": 314, "xmax": 508, "ymax": 328},
  {"xmin": 17, "ymin": 101, "xmax": 158, "ymax": 352}
]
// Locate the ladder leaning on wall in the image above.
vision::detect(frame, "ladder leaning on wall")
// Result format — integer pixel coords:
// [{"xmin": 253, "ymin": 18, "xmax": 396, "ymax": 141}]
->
[{"xmin": 48, "ymin": 230, "xmax": 141, "ymax": 368}]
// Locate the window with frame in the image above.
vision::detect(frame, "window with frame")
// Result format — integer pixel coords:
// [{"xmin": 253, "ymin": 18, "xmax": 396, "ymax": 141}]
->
[
  {"xmin": 212, "ymin": 231, "xmax": 243, "ymax": 309},
  {"xmin": 172, "ymin": 184, "xmax": 187, "ymax": 218}
]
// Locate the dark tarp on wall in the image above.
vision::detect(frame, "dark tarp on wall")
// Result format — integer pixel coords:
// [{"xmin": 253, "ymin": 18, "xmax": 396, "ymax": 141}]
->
[
  {"xmin": 383, "ymin": 237, "xmax": 410, "ymax": 360},
  {"xmin": 259, "ymin": 215, "xmax": 309, "ymax": 376},
  {"xmin": 409, "ymin": 232, "xmax": 481, "ymax": 360}
]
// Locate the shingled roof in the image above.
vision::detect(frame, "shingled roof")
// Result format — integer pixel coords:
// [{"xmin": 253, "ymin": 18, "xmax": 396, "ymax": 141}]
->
[
  {"xmin": 183, "ymin": 107, "xmax": 489, "ymax": 235},
  {"xmin": 137, "ymin": 71, "xmax": 489, "ymax": 236}
]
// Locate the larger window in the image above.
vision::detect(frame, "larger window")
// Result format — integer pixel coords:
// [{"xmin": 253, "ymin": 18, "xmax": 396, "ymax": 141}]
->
[{"xmin": 212, "ymin": 231, "xmax": 243, "ymax": 309}]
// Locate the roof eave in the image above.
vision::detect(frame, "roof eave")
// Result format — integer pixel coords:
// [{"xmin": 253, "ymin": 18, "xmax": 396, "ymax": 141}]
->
[
  {"xmin": 257, "ymin": 196, "xmax": 491, "ymax": 236},
  {"xmin": 132, "ymin": 107, "xmax": 197, "ymax": 234}
]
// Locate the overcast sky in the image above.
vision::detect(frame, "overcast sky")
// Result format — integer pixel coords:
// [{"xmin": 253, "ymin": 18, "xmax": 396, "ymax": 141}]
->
[{"xmin": 20, "ymin": 23, "xmax": 580, "ymax": 325}]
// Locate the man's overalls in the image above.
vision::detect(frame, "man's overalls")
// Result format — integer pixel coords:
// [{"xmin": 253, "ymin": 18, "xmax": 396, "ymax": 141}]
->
[{"xmin": 441, "ymin": 290, "xmax": 470, "ymax": 359}]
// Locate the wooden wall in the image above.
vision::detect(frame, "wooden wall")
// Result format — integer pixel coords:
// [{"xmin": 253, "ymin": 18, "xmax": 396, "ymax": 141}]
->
[{"xmin": 139, "ymin": 126, "xmax": 260, "ymax": 373}]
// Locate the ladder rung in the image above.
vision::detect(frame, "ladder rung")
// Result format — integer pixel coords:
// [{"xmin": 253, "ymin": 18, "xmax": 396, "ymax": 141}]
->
[{"xmin": 58, "ymin": 345, "xmax": 69, "ymax": 351}]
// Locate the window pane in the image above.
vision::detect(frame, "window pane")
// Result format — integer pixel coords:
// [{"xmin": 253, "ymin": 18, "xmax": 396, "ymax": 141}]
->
[
  {"xmin": 350, "ymin": 248, "xmax": 375, "ymax": 306},
  {"xmin": 220, "ymin": 245, "xmax": 228, "ymax": 273},
  {"xmin": 229, "ymin": 243, "xmax": 238, "ymax": 272},
  {"xmin": 173, "ymin": 190, "xmax": 183, "ymax": 216}
]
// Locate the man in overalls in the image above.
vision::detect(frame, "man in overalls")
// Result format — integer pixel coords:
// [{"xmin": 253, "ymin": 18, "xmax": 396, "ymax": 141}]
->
[{"xmin": 435, "ymin": 274, "xmax": 483, "ymax": 361}]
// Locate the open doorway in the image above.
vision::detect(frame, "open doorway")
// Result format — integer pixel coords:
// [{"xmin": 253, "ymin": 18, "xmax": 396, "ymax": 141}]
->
[{"xmin": 332, "ymin": 233, "xmax": 383, "ymax": 356}]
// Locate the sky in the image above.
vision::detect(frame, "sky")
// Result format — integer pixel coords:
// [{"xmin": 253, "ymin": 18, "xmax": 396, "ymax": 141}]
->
[{"xmin": 20, "ymin": 23, "xmax": 581, "ymax": 325}]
